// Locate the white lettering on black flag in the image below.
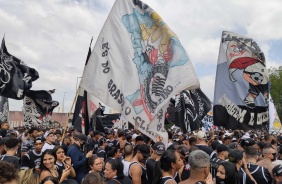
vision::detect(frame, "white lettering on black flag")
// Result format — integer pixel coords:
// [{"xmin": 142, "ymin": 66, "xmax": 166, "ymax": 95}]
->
[
  {"xmin": 80, "ymin": 0, "xmax": 199, "ymax": 144},
  {"xmin": 213, "ymin": 31, "xmax": 269, "ymax": 129}
]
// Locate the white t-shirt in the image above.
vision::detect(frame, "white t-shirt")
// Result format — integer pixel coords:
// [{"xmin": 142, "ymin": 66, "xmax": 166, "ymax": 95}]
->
[
  {"xmin": 122, "ymin": 159, "xmax": 131, "ymax": 176},
  {"xmin": 41, "ymin": 142, "xmax": 55, "ymax": 152}
]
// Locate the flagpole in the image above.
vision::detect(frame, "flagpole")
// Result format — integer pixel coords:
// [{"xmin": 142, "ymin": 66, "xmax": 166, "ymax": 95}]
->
[{"xmin": 60, "ymin": 87, "xmax": 80, "ymax": 146}]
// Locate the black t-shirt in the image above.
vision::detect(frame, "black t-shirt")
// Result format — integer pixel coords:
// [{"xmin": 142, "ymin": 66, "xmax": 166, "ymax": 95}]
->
[
  {"xmin": 107, "ymin": 139, "xmax": 118, "ymax": 148},
  {"xmin": 241, "ymin": 163, "xmax": 272, "ymax": 184},
  {"xmin": 145, "ymin": 158, "xmax": 156, "ymax": 184},
  {"xmin": 106, "ymin": 176, "xmax": 132, "ymax": 184},
  {"xmin": 0, "ymin": 154, "xmax": 20, "ymax": 169},
  {"xmin": 21, "ymin": 150, "xmax": 42, "ymax": 169},
  {"xmin": 210, "ymin": 157, "xmax": 224, "ymax": 179},
  {"xmin": 238, "ymin": 169, "xmax": 255, "ymax": 184},
  {"xmin": 181, "ymin": 164, "xmax": 191, "ymax": 181}
]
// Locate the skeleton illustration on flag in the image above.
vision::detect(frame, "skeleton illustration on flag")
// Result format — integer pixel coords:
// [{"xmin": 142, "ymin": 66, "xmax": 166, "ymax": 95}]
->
[
  {"xmin": 80, "ymin": 0, "xmax": 199, "ymax": 144},
  {"xmin": 213, "ymin": 31, "xmax": 269, "ymax": 130}
]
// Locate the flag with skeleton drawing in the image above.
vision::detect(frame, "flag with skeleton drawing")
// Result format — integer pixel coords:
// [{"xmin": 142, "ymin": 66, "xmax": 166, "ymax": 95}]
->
[
  {"xmin": 213, "ymin": 31, "xmax": 269, "ymax": 130},
  {"xmin": 80, "ymin": 0, "xmax": 199, "ymax": 145},
  {"xmin": 23, "ymin": 89, "xmax": 59, "ymax": 128},
  {"xmin": 0, "ymin": 37, "xmax": 39, "ymax": 99},
  {"xmin": 175, "ymin": 89, "xmax": 211, "ymax": 133}
]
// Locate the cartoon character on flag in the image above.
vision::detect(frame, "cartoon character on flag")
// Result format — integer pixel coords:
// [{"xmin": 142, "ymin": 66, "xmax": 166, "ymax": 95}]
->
[
  {"xmin": 226, "ymin": 37, "xmax": 269, "ymax": 108},
  {"xmin": 122, "ymin": 10, "xmax": 188, "ymax": 121}
]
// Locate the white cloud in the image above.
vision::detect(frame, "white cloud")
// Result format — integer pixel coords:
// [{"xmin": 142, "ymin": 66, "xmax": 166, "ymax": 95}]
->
[{"xmin": 2, "ymin": 0, "xmax": 282, "ymax": 112}]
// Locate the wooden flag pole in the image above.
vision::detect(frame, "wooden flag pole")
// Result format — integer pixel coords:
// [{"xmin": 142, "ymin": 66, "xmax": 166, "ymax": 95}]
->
[{"xmin": 60, "ymin": 87, "xmax": 80, "ymax": 146}]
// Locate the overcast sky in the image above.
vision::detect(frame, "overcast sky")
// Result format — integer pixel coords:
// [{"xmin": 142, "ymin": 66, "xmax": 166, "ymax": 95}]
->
[{"xmin": 1, "ymin": 0, "xmax": 281, "ymax": 112}]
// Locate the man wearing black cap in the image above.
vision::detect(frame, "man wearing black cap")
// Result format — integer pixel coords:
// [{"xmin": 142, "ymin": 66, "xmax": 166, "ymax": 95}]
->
[
  {"xmin": 273, "ymin": 164, "xmax": 282, "ymax": 184},
  {"xmin": 106, "ymin": 129, "xmax": 118, "ymax": 149},
  {"xmin": 67, "ymin": 133, "xmax": 93, "ymax": 183},
  {"xmin": 129, "ymin": 144, "xmax": 150, "ymax": 184},
  {"xmin": 97, "ymin": 138, "xmax": 108, "ymax": 161},
  {"xmin": 21, "ymin": 136, "xmax": 44, "ymax": 171},
  {"xmin": 146, "ymin": 142, "xmax": 165, "ymax": 184},
  {"xmin": 228, "ymin": 150, "xmax": 256, "ymax": 184},
  {"xmin": 210, "ymin": 144, "xmax": 229, "ymax": 181}
]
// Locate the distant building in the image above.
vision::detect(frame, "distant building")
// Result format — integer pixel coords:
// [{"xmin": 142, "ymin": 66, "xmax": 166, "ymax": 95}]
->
[{"xmin": 8, "ymin": 111, "xmax": 72, "ymax": 128}]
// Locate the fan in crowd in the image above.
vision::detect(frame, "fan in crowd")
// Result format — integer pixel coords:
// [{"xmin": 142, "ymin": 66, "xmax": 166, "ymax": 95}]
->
[{"xmin": 2, "ymin": 124, "xmax": 282, "ymax": 184}]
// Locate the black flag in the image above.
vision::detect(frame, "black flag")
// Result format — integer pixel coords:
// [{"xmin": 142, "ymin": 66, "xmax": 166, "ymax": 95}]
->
[
  {"xmin": 23, "ymin": 90, "xmax": 59, "ymax": 128},
  {"xmin": 72, "ymin": 38, "xmax": 93, "ymax": 134},
  {"xmin": 0, "ymin": 37, "xmax": 39, "ymax": 99},
  {"xmin": 175, "ymin": 89, "xmax": 211, "ymax": 133}
]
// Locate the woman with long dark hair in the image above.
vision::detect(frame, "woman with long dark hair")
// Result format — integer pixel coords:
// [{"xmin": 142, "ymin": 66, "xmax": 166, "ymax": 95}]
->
[
  {"xmin": 40, "ymin": 149, "xmax": 71, "ymax": 183},
  {"xmin": 153, "ymin": 150, "xmax": 183, "ymax": 184},
  {"xmin": 53, "ymin": 146, "xmax": 76, "ymax": 179},
  {"xmin": 104, "ymin": 159, "xmax": 132, "ymax": 184},
  {"xmin": 217, "ymin": 161, "xmax": 240, "ymax": 184}
]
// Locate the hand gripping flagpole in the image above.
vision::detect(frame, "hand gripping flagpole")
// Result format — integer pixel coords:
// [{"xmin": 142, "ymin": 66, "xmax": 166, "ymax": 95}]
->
[{"xmin": 60, "ymin": 87, "xmax": 79, "ymax": 146}]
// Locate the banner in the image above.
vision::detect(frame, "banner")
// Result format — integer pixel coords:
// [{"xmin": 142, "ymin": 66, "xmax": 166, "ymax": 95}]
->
[
  {"xmin": 213, "ymin": 31, "xmax": 269, "ymax": 129},
  {"xmin": 23, "ymin": 90, "xmax": 59, "ymax": 128},
  {"xmin": 0, "ymin": 96, "xmax": 9, "ymax": 123},
  {"xmin": 0, "ymin": 37, "xmax": 39, "ymax": 99},
  {"xmin": 80, "ymin": 0, "xmax": 199, "ymax": 144},
  {"xmin": 269, "ymin": 95, "xmax": 281, "ymax": 132},
  {"xmin": 201, "ymin": 109, "xmax": 214, "ymax": 132},
  {"xmin": 175, "ymin": 89, "xmax": 211, "ymax": 133}
]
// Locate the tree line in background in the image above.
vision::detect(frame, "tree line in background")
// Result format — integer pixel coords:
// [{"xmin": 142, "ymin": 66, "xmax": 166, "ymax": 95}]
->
[{"xmin": 269, "ymin": 66, "xmax": 282, "ymax": 120}]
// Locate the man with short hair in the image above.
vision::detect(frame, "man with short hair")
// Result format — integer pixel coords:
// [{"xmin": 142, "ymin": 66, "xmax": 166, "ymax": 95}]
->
[
  {"xmin": 129, "ymin": 144, "xmax": 150, "ymax": 184},
  {"xmin": 87, "ymin": 130, "xmax": 100, "ymax": 153},
  {"xmin": 0, "ymin": 122, "xmax": 9, "ymax": 138},
  {"xmin": 97, "ymin": 138, "xmax": 108, "ymax": 161},
  {"xmin": 179, "ymin": 150, "xmax": 211, "ymax": 184},
  {"xmin": 257, "ymin": 143, "xmax": 277, "ymax": 176},
  {"xmin": 146, "ymin": 142, "xmax": 165, "ymax": 184},
  {"xmin": 244, "ymin": 146, "xmax": 272, "ymax": 184},
  {"xmin": 67, "ymin": 133, "xmax": 93, "ymax": 183},
  {"xmin": 0, "ymin": 137, "xmax": 20, "ymax": 169},
  {"xmin": 135, "ymin": 136, "xmax": 144, "ymax": 146},
  {"xmin": 41, "ymin": 131, "xmax": 55, "ymax": 152},
  {"xmin": 21, "ymin": 127, "xmax": 38, "ymax": 157},
  {"xmin": 122, "ymin": 144, "xmax": 133, "ymax": 176},
  {"xmin": 272, "ymin": 164, "xmax": 282, "ymax": 184},
  {"xmin": 21, "ymin": 136, "xmax": 44, "ymax": 171}
]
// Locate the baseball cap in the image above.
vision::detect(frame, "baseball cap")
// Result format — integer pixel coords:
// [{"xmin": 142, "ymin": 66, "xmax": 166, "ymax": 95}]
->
[
  {"xmin": 273, "ymin": 164, "xmax": 282, "ymax": 176},
  {"xmin": 228, "ymin": 150, "xmax": 243, "ymax": 163},
  {"xmin": 152, "ymin": 142, "xmax": 165, "ymax": 155},
  {"xmin": 138, "ymin": 144, "xmax": 150, "ymax": 159},
  {"xmin": 211, "ymin": 140, "xmax": 220, "ymax": 150},
  {"xmin": 217, "ymin": 144, "xmax": 229, "ymax": 153},
  {"xmin": 244, "ymin": 138, "xmax": 255, "ymax": 147},
  {"xmin": 74, "ymin": 133, "xmax": 87, "ymax": 142},
  {"xmin": 132, "ymin": 133, "xmax": 138, "ymax": 139},
  {"xmin": 44, "ymin": 131, "xmax": 54, "ymax": 139},
  {"xmin": 195, "ymin": 131, "xmax": 206, "ymax": 140},
  {"xmin": 105, "ymin": 129, "xmax": 113, "ymax": 135},
  {"xmin": 54, "ymin": 129, "xmax": 61, "ymax": 135},
  {"xmin": 118, "ymin": 131, "xmax": 126, "ymax": 137},
  {"xmin": 99, "ymin": 138, "xmax": 107, "ymax": 145},
  {"xmin": 34, "ymin": 136, "xmax": 44, "ymax": 144}
]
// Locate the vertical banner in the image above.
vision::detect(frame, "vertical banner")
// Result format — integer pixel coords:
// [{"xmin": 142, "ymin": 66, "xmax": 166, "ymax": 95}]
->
[
  {"xmin": 201, "ymin": 109, "xmax": 214, "ymax": 132},
  {"xmin": 0, "ymin": 96, "xmax": 9, "ymax": 123},
  {"xmin": 213, "ymin": 31, "xmax": 269, "ymax": 129},
  {"xmin": 80, "ymin": 0, "xmax": 199, "ymax": 144},
  {"xmin": 269, "ymin": 95, "xmax": 281, "ymax": 132}
]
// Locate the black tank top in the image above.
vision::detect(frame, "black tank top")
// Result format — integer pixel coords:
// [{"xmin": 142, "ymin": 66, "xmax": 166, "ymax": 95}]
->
[
  {"xmin": 128, "ymin": 161, "xmax": 148, "ymax": 184},
  {"xmin": 160, "ymin": 176, "xmax": 174, "ymax": 184}
]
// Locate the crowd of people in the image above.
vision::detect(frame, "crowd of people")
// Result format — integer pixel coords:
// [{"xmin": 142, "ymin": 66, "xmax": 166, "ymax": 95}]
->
[{"xmin": 1, "ymin": 120, "xmax": 282, "ymax": 184}]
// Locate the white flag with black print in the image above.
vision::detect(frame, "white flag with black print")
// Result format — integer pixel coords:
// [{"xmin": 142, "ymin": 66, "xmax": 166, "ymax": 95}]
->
[{"xmin": 80, "ymin": 0, "xmax": 199, "ymax": 144}]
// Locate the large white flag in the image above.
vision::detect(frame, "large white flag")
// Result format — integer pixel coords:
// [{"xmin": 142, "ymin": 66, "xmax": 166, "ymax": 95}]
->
[
  {"xmin": 80, "ymin": 0, "xmax": 199, "ymax": 144},
  {"xmin": 269, "ymin": 95, "xmax": 281, "ymax": 132}
]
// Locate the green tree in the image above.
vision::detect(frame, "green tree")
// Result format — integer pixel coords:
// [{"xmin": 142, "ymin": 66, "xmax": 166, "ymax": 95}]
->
[{"xmin": 269, "ymin": 66, "xmax": 282, "ymax": 120}]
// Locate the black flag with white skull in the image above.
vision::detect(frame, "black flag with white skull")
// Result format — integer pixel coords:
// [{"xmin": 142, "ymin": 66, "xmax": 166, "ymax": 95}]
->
[
  {"xmin": 175, "ymin": 89, "xmax": 211, "ymax": 133},
  {"xmin": 23, "ymin": 89, "xmax": 59, "ymax": 128},
  {"xmin": 0, "ymin": 37, "xmax": 39, "ymax": 99}
]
